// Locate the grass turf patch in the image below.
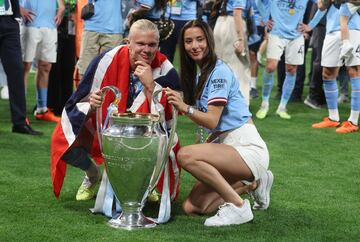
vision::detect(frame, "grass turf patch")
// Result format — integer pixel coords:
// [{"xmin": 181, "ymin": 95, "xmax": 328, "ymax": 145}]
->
[{"xmin": 1, "ymin": 67, "xmax": 360, "ymax": 241}]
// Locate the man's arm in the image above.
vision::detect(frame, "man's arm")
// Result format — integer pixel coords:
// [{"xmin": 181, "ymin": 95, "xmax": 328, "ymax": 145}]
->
[
  {"xmin": 20, "ymin": 6, "xmax": 36, "ymax": 22},
  {"xmin": 55, "ymin": 0, "xmax": 65, "ymax": 26},
  {"xmin": 298, "ymin": 8, "xmax": 327, "ymax": 33}
]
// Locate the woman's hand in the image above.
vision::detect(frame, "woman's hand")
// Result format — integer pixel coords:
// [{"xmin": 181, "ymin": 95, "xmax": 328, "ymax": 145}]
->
[
  {"xmin": 89, "ymin": 89, "xmax": 103, "ymax": 111},
  {"xmin": 165, "ymin": 87, "xmax": 188, "ymax": 114}
]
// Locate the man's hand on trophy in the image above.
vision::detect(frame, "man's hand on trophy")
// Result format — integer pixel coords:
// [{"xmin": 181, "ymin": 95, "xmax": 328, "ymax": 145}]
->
[{"xmin": 89, "ymin": 89, "xmax": 104, "ymax": 111}]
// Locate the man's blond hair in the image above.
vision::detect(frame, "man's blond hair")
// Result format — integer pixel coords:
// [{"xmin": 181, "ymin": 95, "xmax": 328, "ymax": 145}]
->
[{"xmin": 129, "ymin": 19, "xmax": 160, "ymax": 40}]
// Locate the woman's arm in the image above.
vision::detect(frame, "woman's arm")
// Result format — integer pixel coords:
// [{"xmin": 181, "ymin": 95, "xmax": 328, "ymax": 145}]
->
[
  {"xmin": 165, "ymin": 88, "xmax": 224, "ymax": 130},
  {"xmin": 233, "ymin": 8, "xmax": 246, "ymax": 54}
]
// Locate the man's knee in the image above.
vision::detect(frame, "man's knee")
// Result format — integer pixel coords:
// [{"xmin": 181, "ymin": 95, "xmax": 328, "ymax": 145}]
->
[
  {"xmin": 23, "ymin": 62, "xmax": 32, "ymax": 73},
  {"xmin": 322, "ymin": 67, "xmax": 337, "ymax": 80},
  {"xmin": 37, "ymin": 61, "xmax": 52, "ymax": 74},
  {"xmin": 286, "ymin": 65, "xmax": 297, "ymax": 74},
  {"xmin": 347, "ymin": 66, "xmax": 360, "ymax": 78},
  {"xmin": 265, "ymin": 60, "xmax": 277, "ymax": 73},
  {"xmin": 62, "ymin": 147, "xmax": 92, "ymax": 171}
]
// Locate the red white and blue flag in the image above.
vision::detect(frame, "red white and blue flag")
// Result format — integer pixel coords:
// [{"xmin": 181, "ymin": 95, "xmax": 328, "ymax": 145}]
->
[{"xmin": 51, "ymin": 45, "xmax": 181, "ymax": 201}]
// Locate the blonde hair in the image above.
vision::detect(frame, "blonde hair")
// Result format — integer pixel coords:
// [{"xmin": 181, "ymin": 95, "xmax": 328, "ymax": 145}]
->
[{"xmin": 129, "ymin": 19, "xmax": 160, "ymax": 40}]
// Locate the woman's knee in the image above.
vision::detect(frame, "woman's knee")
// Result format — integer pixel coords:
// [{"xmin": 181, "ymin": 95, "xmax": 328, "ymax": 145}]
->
[{"xmin": 176, "ymin": 146, "xmax": 195, "ymax": 169}]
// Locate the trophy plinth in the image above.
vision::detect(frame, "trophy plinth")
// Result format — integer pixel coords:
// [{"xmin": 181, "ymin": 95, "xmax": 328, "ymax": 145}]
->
[{"xmin": 108, "ymin": 203, "xmax": 156, "ymax": 230}]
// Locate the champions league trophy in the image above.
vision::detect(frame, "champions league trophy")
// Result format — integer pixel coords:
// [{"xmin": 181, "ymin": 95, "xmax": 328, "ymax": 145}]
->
[{"xmin": 96, "ymin": 86, "xmax": 177, "ymax": 230}]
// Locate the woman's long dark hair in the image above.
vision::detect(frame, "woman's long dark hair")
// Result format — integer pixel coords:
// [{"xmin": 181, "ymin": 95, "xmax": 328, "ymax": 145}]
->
[{"xmin": 179, "ymin": 20, "xmax": 217, "ymax": 105}]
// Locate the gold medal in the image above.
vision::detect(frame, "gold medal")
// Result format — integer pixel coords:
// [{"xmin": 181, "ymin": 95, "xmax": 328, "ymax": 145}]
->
[{"xmin": 289, "ymin": 8, "xmax": 295, "ymax": 15}]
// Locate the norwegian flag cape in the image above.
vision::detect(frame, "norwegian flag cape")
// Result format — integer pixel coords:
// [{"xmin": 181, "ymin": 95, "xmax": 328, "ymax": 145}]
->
[{"xmin": 51, "ymin": 45, "xmax": 181, "ymax": 202}]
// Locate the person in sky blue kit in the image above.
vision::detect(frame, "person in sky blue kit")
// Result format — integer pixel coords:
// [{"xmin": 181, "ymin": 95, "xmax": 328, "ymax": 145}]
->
[
  {"xmin": 338, "ymin": 1, "xmax": 360, "ymax": 61},
  {"xmin": 20, "ymin": 0, "xmax": 65, "ymax": 123},
  {"xmin": 126, "ymin": 0, "xmax": 167, "ymax": 26},
  {"xmin": 165, "ymin": 20, "xmax": 273, "ymax": 227},
  {"xmin": 300, "ymin": 1, "xmax": 360, "ymax": 133},
  {"xmin": 212, "ymin": 0, "xmax": 253, "ymax": 105},
  {"xmin": 255, "ymin": 0, "xmax": 325, "ymax": 119},
  {"xmin": 160, "ymin": 0, "xmax": 197, "ymax": 63},
  {"xmin": 248, "ymin": 1, "xmax": 267, "ymax": 99},
  {"xmin": 76, "ymin": 0, "xmax": 123, "ymax": 80}
]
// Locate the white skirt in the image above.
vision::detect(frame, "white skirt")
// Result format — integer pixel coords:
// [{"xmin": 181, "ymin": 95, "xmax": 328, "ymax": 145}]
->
[{"xmin": 219, "ymin": 124, "xmax": 269, "ymax": 180}]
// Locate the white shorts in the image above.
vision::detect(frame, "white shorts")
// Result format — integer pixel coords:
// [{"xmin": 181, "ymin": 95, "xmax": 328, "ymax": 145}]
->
[
  {"xmin": 219, "ymin": 124, "xmax": 269, "ymax": 180},
  {"xmin": 321, "ymin": 30, "xmax": 360, "ymax": 67},
  {"xmin": 21, "ymin": 26, "xmax": 57, "ymax": 63},
  {"xmin": 267, "ymin": 34, "xmax": 305, "ymax": 65}
]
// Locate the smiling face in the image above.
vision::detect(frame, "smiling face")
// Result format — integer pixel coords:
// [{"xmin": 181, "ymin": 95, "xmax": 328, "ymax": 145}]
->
[
  {"xmin": 128, "ymin": 29, "xmax": 159, "ymax": 68},
  {"xmin": 183, "ymin": 27, "xmax": 208, "ymax": 64}
]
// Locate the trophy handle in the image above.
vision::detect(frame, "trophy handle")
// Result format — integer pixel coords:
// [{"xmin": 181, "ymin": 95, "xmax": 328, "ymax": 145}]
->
[
  {"xmin": 148, "ymin": 89, "xmax": 177, "ymax": 191},
  {"xmin": 96, "ymin": 86, "xmax": 121, "ymax": 152}
]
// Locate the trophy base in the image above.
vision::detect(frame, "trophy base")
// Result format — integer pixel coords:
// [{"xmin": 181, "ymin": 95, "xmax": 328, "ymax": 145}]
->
[{"xmin": 108, "ymin": 212, "xmax": 157, "ymax": 230}]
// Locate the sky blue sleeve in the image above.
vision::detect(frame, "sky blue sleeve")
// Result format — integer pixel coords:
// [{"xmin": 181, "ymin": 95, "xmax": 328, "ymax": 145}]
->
[
  {"xmin": 233, "ymin": 0, "xmax": 246, "ymax": 9},
  {"xmin": 255, "ymin": 0, "xmax": 270, "ymax": 22},
  {"xmin": 308, "ymin": 8, "xmax": 327, "ymax": 30},
  {"xmin": 206, "ymin": 69, "xmax": 230, "ymax": 105},
  {"xmin": 136, "ymin": 0, "xmax": 154, "ymax": 9},
  {"xmin": 339, "ymin": 3, "xmax": 352, "ymax": 17}
]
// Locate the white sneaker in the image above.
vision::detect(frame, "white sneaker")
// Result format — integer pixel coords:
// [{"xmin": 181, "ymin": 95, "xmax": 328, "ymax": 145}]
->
[
  {"xmin": 251, "ymin": 170, "xmax": 274, "ymax": 210},
  {"xmin": 0, "ymin": 85, "xmax": 9, "ymax": 100},
  {"xmin": 340, "ymin": 40, "xmax": 353, "ymax": 61},
  {"xmin": 204, "ymin": 200, "xmax": 253, "ymax": 227}
]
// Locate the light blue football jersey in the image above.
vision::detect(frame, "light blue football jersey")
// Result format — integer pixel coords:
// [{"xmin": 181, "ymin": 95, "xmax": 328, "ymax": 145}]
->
[
  {"xmin": 196, "ymin": 60, "xmax": 252, "ymax": 132},
  {"xmin": 20, "ymin": 0, "xmax": 57, "ymax": 28},
  {"xmin": 84, "ymin": 0, "xmax": 123, "ymax": 34},
  {"xmin": 325, "ymin": 4, "xmax": 360, "ymax": 33},
  {"xmin": 256, "ymin": 0, "xmax": 317, "ymax": 39},
  {"xmin": 135, "ymin": 0, "xmax": 162, "ymax": 19}
]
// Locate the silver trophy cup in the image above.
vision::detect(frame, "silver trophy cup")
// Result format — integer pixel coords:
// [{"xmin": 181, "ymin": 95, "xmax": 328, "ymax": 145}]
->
[{"xmin": 96, "ymin": 86, "xmax": 177, "ymax": 230}]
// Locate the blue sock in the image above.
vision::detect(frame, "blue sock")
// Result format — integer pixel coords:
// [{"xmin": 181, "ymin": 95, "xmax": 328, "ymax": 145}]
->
[
  {"xmin": 323, "ymin": 80, "xmax": 338, "ymax": 110},
  {"xmin": 37, "ymin": 87, "xmax": 48, "ymax": 109},
  {"xmin": 280, "ymin": 72, "xmax": 296, "ymax": 107},
  {"xmin": 261, "ymin": 70, "xmax": 274, "ymax": 102},
  {"xmin": 351, "ymin": 77, "xmax": 360, "ymax": 111}
]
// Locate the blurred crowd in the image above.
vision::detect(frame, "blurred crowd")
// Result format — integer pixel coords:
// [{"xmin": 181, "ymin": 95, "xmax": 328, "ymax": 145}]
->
[{"xmin": 0, "ymin": 0, "xmax": 359, "ymax": 135}]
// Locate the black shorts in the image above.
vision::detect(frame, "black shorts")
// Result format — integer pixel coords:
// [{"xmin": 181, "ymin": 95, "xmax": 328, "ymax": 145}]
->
[{"xmin": 248, "ymin": 26, "xmax": 265, "ymax": 53}]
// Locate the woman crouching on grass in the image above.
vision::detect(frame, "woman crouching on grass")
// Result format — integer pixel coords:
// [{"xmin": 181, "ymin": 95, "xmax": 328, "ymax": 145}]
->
[{"xmin": 165, "ymin": 20, "xmax": 274, "ymax": 227}]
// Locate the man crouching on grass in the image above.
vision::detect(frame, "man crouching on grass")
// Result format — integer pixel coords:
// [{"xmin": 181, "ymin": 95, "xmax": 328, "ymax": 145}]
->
[{"xmin": 50, "ymin": 20, "xmax": 182, "ymax": 209}]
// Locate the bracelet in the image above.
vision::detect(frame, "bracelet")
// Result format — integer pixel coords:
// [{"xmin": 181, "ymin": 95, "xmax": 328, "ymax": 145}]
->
[{"xmin": 186, "ymin": 106, "xmax": 195, "ymax": 116}]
